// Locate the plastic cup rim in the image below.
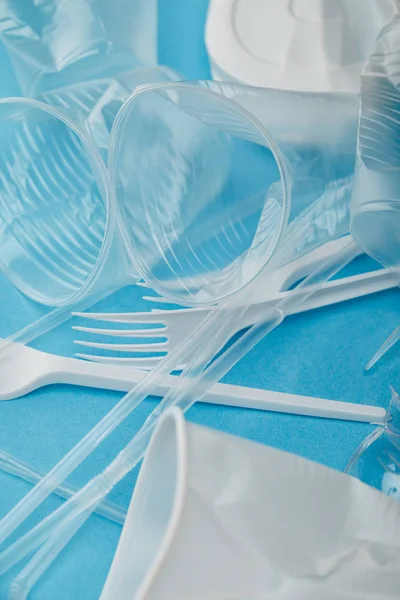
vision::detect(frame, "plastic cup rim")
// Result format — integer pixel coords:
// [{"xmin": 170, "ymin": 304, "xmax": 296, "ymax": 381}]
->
[
  {"xmin": 108, "ymin": 80, "xmax": 291, "ymax": 307},
  {"xmin": 0, "ymin": 96, "xmax": 115, "ymax": 307}
]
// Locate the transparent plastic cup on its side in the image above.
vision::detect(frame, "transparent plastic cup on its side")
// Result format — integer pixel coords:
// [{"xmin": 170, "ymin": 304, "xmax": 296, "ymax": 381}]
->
[
  {"xmin": 101, "ymin": 408, "xmax": 400, "ymax": 600},
  {"xmin": 111, "ymin": 80, "xmax": 359, "ymax": 306},
  {"xmin": 0, "ymin": 98, "xmax": 117, "ymax": 308}
]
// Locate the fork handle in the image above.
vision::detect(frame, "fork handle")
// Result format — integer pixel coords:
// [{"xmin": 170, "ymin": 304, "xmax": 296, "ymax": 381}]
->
[
  {"xmin": 238, "ymin": 267, "xmax": 397, "ymax": 329},
  {"xmin": 53, "ymin": 359, "xmax": 386, "ymax": 424}
]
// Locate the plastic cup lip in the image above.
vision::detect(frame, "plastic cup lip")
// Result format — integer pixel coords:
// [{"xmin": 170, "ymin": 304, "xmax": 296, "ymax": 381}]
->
[
  {"xmin": 129, "ymin": 407, "xmax": 188, "ymax": 599},
  {"xmin": 0, "ymin": 96, "xmax": 115, "ymax": 307},
  {"xmin": 344, "ymin": 426, "xmax": 384, "ymax": 475},
  {"xmin": 108, "ymin": 80, "xmax": 291, "ymax": 307}
]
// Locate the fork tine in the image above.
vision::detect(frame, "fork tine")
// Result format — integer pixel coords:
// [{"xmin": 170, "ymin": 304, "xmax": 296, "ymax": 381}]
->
[
  {"xmin": 72, "ymin": 325, "xmax": 167, "ymax": 339},
  {"xmin": 72, "ymin": 311, "xmax": 167, "ymax": 324},
  {"xmin": 137, "ymin": 277, "xmax": 214, "ymax": 291},
  {"xmin": 75, "ymin": 353, "xmax": 163, "ymax": 369},
  {"xmin": 74, "ymin": 340, "xmax": 169, "ymax": 352}
]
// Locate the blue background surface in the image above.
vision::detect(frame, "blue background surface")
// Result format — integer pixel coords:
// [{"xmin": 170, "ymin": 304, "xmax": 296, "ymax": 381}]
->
[{"xmin": 0, "ymin": 1, "xmax": 399, "ymax": 597}]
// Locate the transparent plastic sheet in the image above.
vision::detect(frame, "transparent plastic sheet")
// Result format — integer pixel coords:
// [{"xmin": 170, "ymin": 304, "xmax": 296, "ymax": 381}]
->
[
  {"xmin": 350, "ymin": 15, "xmax": 400, "ymax": 369},
  {"xmin": 0, "ymin": 0, "xmax": 157, "ymax": 96},
  {"xmin": 366, "ymin": 325, "xmax": 400, "ymax": 371},
  {"xmin": 0, "ymin": 83, "xmax": 369, "ymax": 594}
]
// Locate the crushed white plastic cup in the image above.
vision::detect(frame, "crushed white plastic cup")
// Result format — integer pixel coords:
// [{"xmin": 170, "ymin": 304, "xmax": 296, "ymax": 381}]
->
[{"xmin": 101, "ymin": 407, "xmax": 400, "ymax": 600}]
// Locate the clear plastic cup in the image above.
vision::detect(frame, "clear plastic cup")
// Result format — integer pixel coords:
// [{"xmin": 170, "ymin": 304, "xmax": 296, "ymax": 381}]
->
[
  {"xmin": 0, "ymin": 97, "xmax": 116, "ymax": 307},
  {"xmin": 0, "ymin": 67, "xmax": 181, "ymax": 311},
  {"xmin": 109, "ymin": 80, "xmax": 359, "ymax": 306},
  {"xmin": 0, "ymin": 0, "xmax": 157, "ymax": 96}
]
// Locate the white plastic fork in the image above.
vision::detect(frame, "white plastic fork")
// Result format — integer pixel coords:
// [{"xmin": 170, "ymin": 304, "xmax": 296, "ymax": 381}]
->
[
  {"xmin": 72, "ymin": 240, "xmax": 397, "ymax": 369},
  {"xmin": 0, "ymin": 341, "xmax": 386, "ymax": 422}
]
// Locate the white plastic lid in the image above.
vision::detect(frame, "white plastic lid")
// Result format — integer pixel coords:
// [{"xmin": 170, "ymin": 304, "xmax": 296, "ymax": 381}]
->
[{"xmin": 205, "ymin": 0, "xmax": 398, "ymax": 93}]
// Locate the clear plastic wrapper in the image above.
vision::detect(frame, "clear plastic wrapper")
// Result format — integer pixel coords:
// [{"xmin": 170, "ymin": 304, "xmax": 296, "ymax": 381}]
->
[{"xmin": 0, "ymin": 0, "xmax": 157, "ymax": 96}]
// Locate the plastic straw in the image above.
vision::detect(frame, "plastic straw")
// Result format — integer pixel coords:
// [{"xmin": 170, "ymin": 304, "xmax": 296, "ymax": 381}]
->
[{"xmin": 0, "ymin": 451, "xmax": 125, "ymax": 526}]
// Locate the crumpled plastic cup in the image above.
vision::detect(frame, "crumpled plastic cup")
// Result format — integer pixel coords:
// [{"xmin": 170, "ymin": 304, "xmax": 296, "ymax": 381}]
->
[
  {"xmin": 0, "ymin": 0, "xmax": 158, "ymax": 96},
  {"xmin": 0, "ymin": 67, "xmax": 181, "ymax": 310},
  {"xmin": 101, "ymin": 407, "xmax": 400, "ymax": 600}
]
